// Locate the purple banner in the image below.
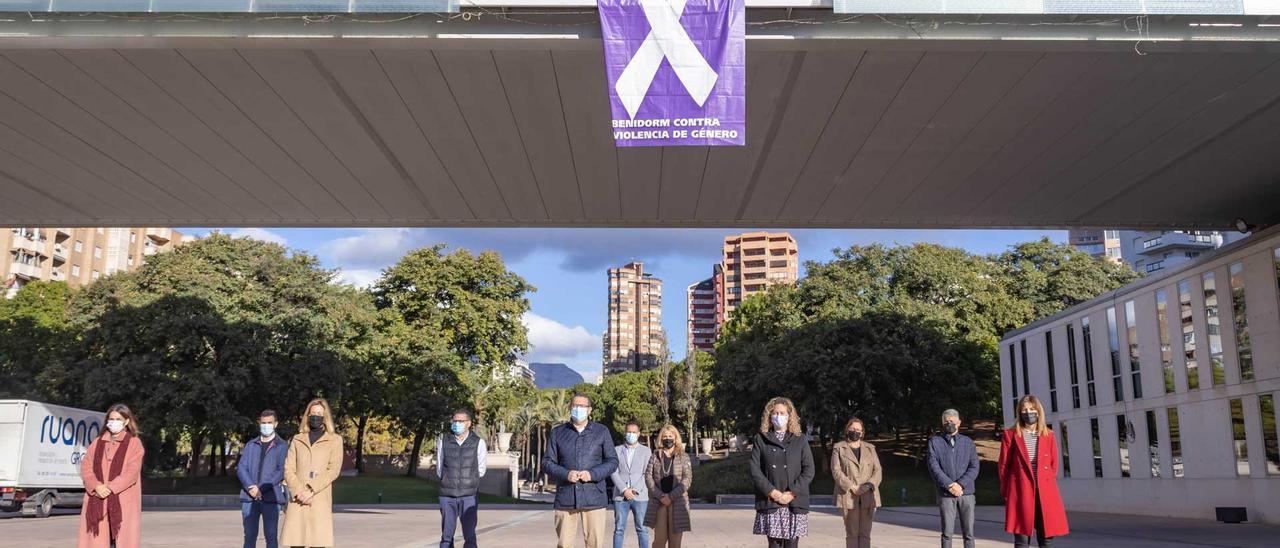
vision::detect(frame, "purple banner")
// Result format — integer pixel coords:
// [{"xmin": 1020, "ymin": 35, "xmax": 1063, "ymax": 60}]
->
[{"xmin": 599, "ymin": 0, "xmax": 746, "ymax": 147}]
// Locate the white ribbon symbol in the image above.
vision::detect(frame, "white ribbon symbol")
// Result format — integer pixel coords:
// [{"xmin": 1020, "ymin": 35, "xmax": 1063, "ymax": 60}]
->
[{"xmin": 614, "ymin": 0, "xmax": 719, "ymax": 119}]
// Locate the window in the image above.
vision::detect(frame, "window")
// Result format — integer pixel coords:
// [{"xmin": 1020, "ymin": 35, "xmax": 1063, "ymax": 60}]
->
[
  {"xmin": 1261, "ymin": 394, "xmax": 1279, "ymax": 476},
  {"xmin": 1008, "ymin": 343, "xmax": 1019, "ymax": 412},
  {"xmin": 129, "ymin": 232, "xmax": 136, "ymax": 243},
  {"xmin": 1156, "ymin": 290, "xmax": 1173, "ymax": 394},
  {"xmin": 74, "ymin": 240, "xmax": 83, "ymax": 253},
  {"xmin": 1228, "ymin": 261, "xmax": 1252, "ymax": 382},
  {"xmin": 1106, "ymin": 307, "xmax": 1123, "ymax": 402},
  {"xmin": 1145, "ymin": 410, "xmax": 1161, "ymax": 478},
  {"xmin": 1230, "ymin": 398, "xmax": 1249, "ymax": 477},
  {"xmin": 1117, "ymin": 414, "xmax": 1131, "ymax": 478},
  {"xmin": 1168, "ymin": 407, "xmax": 1184, "ymax": 478},
  {"xmin": 1090, "ymin": 418, "xmax": 1102, "ymax": 478},
  {"xmin": 1178, "ymin": 280, "xmax": 1199, "ymax": 390},
  {"xmin": 91, "ymin": 270, "xmax": 100, "ymax": 280},
  {"xmin": 71, "ymin": 265, "xmax": 80, "ymax": 277},
  {"xmin": 1203, "ymin": 272, "xmax": 1225, "ymax": 386},
  {"xmin": 1060, "ymin": 423, "xmax": 1071, "ymax": 478},
  {"xmin": 93, "ymin": 246, "xmax": 102, "ymax": 259},
  {"xmin": 1020, "ymin": 339, "xmax": 1030, "ymax": 396},
  {"xmin": 1067, "ymin": 324, "xmax": 1080, "ymax": 409},
  {"xmin": 1082, "ymin": 318, "xmax": 1097, "ymax": 406},
  {"xmin": 1045, "ymin": 332, "xmax": 1058, "ymax": 413},
  {"xmin": 1124, "ymin": 300, "xmax": 1142, "ymax": 400}
]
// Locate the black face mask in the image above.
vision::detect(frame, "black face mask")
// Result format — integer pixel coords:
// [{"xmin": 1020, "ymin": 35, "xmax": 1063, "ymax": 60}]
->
[
  {"xmin": 1020, "ymin": 412, "xmax": 1039, "ymax": 426},
  {"xmin": 942, "ymin": 422, "xmax": 958, "ymax": 435},
  {"xmin": 846, "ymin": 431, "xmax": 862, "ymax": 442},
  {"xmin": 308, "ymin": 415, "xmax": 325, "ymax": 431},
  {"xmin": 661, "ymin": 439, "xmax": 674, "ymax": 449}
]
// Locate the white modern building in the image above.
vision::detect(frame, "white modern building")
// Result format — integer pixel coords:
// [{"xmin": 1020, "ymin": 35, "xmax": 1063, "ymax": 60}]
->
[
  {"xmin": 1000, "ymin": 225, "xmax": 1280, "ymax": 524},
  {"xmin": 1118, "ymin": 230, "xmax": 1248, "ymax": 275}
]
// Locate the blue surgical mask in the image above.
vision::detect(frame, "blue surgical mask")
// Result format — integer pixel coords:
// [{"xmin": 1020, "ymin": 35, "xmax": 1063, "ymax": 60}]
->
[
  {"xmin": 624, "ymin": 432, "xmax": 639, "ymax": 445},
  {"xmin": 259, "ymin": 424, "xmax": 275, "ymax": 438},
  {"xmin": 771, "ymin": 414, "xmax": 788, "ymax": 429},
  {"xmin": 451, "ymin": 421, "xmax": 466, "ymax": 435},
  {"xmin": 570, "ymin": 406, "xmax": 589, "ymax": 423}
]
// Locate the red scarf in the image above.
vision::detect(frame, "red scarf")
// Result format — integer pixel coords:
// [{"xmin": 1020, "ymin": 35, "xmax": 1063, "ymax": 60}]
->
[{"xmin": 85, "ymin": 432, "xmax": 132, "ymax": 539}]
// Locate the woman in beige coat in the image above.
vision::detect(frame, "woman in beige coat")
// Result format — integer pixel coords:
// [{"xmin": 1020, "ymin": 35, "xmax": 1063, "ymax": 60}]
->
[
  {"xmin": 282, "ymin": 398, "xmax": 344, "ymax": 548},
  {"xmin": 831, "ymin": 417, "xmax": 882, "ymax": 548}
]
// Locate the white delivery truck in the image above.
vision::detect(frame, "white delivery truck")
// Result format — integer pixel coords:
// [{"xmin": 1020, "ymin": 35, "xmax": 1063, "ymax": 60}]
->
[{"xmin": 0, "ymin": 400, "xmax": 100, "ymax": 517}]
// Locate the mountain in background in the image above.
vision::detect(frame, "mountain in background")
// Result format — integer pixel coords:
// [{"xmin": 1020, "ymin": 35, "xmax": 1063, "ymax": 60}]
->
[{"xmin": 530, "ymin": 363, "xmax": 585, "ymax": 389}]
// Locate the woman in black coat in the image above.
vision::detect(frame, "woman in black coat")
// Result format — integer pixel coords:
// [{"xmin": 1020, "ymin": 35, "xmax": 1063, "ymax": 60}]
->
[{"xmin": 749, "ymin": 396, "xmax": 815, "ymax": 548}]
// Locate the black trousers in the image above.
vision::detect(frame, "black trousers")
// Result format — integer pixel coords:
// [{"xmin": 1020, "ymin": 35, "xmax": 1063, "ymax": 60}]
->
[
  {"xmin": 766, "ymin": 538, "xmax": 799, "ymax": 548},
  {"xmin": 1013, "ymin": 494, "xmax": 1052, "ymax": 548}
]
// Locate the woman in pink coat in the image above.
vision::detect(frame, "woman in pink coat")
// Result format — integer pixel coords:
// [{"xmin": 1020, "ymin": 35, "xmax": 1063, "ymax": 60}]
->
[{"xmin": 78, "ymin": 403, "xmax": 145, "ymax": 548}]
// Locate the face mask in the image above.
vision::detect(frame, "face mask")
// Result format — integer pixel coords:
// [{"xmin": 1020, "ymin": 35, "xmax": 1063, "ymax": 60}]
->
[
  {"xmin": 771, "ymin": 415, "xmax": 788, "ymax": 429},
  {"xmin": 259, "ymin": 424, "xmax": 275, "ymax": 438},
  {"xmin": 661, "ymin": 439, "xmax": 674, "ymax": 449},
  {"xmin": 308, "ymin": 415, "xmax": 325, "ymax": 431},
  {"xmin": 1020, "ymin": 412, "xmax": 1039, "ymax": 426},
  {"xmin": 451, "ymin": 421, "xmax": 466, "ymax": 435},
  {"xmin": 942, "ymin": 422, "xmax": 958, "ymax": 435},
  {"xmin": 624, "ymin": 433, "xmax": 639, "ymax": 445},
  {"xmin": 570, "ymin": 406, "xmax": 589, "ymax": 423},
  {"xmin": 106, "ymin": 420, "xmax": 125, "ymax": 434},
  {"xmin": 847, "ymin": 431, "xmax": 862, "ymax": 442}
]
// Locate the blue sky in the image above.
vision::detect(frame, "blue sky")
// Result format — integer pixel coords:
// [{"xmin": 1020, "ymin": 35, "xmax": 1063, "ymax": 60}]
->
[{"xmin": 199, "ymin": 227, "xmax": 1065, "ymax": 383}]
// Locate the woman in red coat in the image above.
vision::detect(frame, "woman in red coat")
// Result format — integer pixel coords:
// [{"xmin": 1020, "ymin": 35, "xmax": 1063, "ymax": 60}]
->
[{"xmin": 998, "ymin": 395, "xmax": 1068, "ymax": 547}]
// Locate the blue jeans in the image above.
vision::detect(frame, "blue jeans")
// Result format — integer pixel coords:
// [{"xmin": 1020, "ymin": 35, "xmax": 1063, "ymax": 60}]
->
[
  {"xmin": 241, "ymin": 501, "xmax": 282, "ymax": 548},
  {"xmin": 439, "ymin": 495, "xmax": 479, "ymax": 548},
  {"xmin": 613, "ymin": 499, "xmax": 650, "ymax": 548}
]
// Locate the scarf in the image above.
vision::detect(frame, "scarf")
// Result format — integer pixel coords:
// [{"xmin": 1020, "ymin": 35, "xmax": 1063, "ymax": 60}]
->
[{"xmin": 85, "ymin": 432, "xmax": 132, "ymax": 539}]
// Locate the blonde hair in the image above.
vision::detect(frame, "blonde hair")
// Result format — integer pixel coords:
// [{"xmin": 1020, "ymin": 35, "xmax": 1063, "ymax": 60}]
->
[
  {"xmin": 656, "ymin": 424, "xmax": 685, "ymax": 454},
  {"xmin": 299, "ymin": 397, "xmax": 336, "ymax": 434},
  {"xmin": 759, "ymin": 397, "xmax": 802, "ymax": 435},
  {"xmin": 1013, "ymin": 395, "xmax": 1049, "ymax": 437}
]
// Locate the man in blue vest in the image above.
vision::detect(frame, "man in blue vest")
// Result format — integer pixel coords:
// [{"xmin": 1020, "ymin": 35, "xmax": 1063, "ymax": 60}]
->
[
  {"xmin": 237, "ymin": 409, "xmax": 288, "ymax": 548},
  {"xmin": 437, "ymin": 409, "xmax": 487, "ymax": 548}
]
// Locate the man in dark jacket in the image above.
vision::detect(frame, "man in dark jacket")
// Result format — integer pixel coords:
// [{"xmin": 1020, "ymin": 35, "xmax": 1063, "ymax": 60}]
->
[
  {"xmin": 542, "ymin": 394, "xmax": 619, "ymax": 548},
  {"xmin": 436, "ymin": 409, "xmax": 486, "ymax": 548},
  {"xmin": 237, "ymin": 409, "xmax": 289, "ymax": 548},
  {"xmin": 927, "ymin": 409, "xmax": 980, "ymax": 548}
]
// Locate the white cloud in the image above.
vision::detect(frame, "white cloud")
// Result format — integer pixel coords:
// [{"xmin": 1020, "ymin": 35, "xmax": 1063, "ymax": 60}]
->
[
  {"xmin": 523, "ymin": 312, "xmax": 599, "ymax": 364},
  {"xmin": 335, "ymin": 268, "xmax": 383, "ymax": 289},
  {"xmin": 227, "ymin": 228, "xmax": 287, "ymax": 246},
  {"xmin": 324, "ymin": 228, "xmax": 419, "ymax": 269}
]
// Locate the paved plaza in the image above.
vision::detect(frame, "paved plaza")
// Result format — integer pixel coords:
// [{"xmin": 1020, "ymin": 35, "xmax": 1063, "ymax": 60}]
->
[{"xmin": 3, "ymin": 504, "xmax": 1277, "ymax": 547}]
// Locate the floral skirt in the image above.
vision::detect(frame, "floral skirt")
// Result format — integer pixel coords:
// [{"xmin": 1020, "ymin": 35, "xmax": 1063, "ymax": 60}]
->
[{"xmin": 752, "ymin": 508, "xmax": 809, "ymax": 539}]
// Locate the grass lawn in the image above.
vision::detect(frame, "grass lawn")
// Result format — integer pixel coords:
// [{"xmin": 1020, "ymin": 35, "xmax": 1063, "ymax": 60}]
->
[
  {"xmin": 142, "ymin": 472, "xmax": 533, "ymax": 505},
  {"xmin": 690, "ymin": 441, "xmax": 1002, "ymax": 506}
]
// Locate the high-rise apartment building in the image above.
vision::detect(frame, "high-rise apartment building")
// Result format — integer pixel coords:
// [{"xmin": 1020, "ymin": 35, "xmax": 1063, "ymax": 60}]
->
[
  {"xmin": 603, "ymin": 262, "xmax": 664, "ymax": 377},
  {"xmin": 2, "ymin": 227, "xmax": 188, "ymax": 298},
  {"xmin": 1068, "ymin": 229, "xmax": 1122, "ymax": 263},
  {"xmin": 722, "ymin": 232, "xmax": 798, "ymax": 320},
  {"xmin": 686, "ymin": 264, "xmax": 722, "ymax": 355}
]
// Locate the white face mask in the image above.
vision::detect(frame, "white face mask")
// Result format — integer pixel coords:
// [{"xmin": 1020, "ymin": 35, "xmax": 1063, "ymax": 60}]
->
[
  {"xmin": 106, "ymin": 420, "xmax": 125, "ymax": 434},
  {"xmin": 771, "ymin": 414, "xmax": 788, "ymax": 429}
]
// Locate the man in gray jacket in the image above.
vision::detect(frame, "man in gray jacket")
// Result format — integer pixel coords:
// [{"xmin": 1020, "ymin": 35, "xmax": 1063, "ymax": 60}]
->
[{"xmin": 610, "ymin": 421, "xmax": 651, "ymax": 548}]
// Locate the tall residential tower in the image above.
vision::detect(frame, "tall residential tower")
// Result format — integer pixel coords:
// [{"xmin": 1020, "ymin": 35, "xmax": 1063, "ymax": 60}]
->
[{"xmin": 603, "ymin": 262, "xmax": 665, "ymax": 377}]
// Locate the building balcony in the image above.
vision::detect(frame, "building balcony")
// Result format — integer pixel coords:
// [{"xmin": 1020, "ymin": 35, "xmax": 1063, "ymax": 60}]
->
[
  {"xmin": 51, "ymin": 244, "xmax": 67, "ymax": 262},
  {"xmin": 50, "ymin": 268, "xmax": 65, "ymax": 281},
  {"xmin": 11, "ymin": 237, "xmax": 46, "ymax": 255},
  {"xmin": 1140, "ymin": 232, "xmax": 1217, "ymax": 255},
  {"xmin": 10, "ymin": 262, "xmax": 42, "ymax": 280},
  {"xmin": 54, "ymin": 228, "xmax": 72, "ymax": 240}
]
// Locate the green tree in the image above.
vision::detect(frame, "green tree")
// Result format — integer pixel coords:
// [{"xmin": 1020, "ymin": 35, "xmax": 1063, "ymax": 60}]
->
[
  {"xmin": 71, "ymin": 234, "xmax": 357, "ymax": 475},
  {"xmin": 0, "ymin": 281, "xmax": 75, "ymax": 402},
  {"xmin": 995, "ymin": 238, "xmax": 1141, "ymax": 319}
]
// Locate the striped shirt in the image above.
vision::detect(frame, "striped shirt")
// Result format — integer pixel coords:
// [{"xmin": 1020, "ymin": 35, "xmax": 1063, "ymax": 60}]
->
[{"xmin": 1022, "ymin": 430, "xmax": 1039, "ymax": 484}]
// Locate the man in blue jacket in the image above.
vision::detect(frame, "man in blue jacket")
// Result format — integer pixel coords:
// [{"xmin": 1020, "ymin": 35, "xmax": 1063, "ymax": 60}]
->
[
  {"xmin": 927, "ymin": 408, "xmax": 980, "ymax": 548},
  {"xmin": 237, "ymin": 409, "xmax": 289, "ymax": 548},
  {"xmin": 542, "ymin": 394, "xmax": 619, "ymax": 548}
]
